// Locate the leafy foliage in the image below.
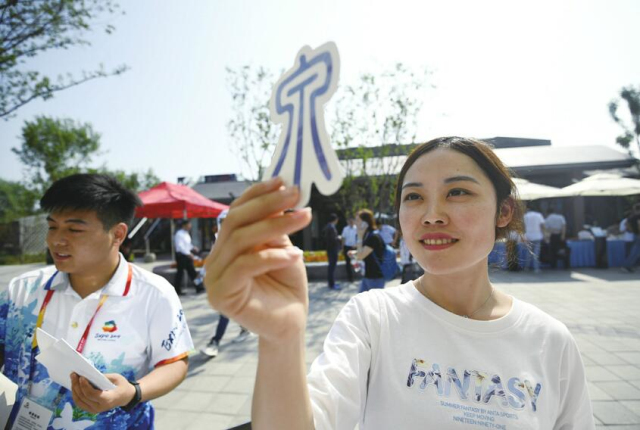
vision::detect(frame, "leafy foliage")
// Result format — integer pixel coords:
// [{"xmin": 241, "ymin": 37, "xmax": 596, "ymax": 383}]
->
[
  {"xmin": 225, "ymin": 63, "xmax": 431, "ymax": 216},
  {"xmin": 0, "ymin": 0, "xmax": 128, "ymax": 118},
  {"xmin": 0, "ymin": 178, "xmax": 38, "ymax": 223},
  {"xmin": 12, "ymin": 115, "xmax": 101, "ymax": 194},
  {"xmin": 226, "ymin": 65, "xmax": 279, "ymax": 181},
  {"xmin": 7, "ymin": 115, "xmax": 160, "ymax": 221},
  {"xmin": 609, "ymin": 85, "xmax": 640, "ymax": 163},
  {"xmin": 329, "ymin": 63, "xmax": 431, "ymax": 216}
]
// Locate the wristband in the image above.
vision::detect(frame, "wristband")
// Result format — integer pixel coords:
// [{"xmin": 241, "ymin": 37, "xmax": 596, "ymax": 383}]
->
[{"xmin": 122, "ymin": 380, "xmax": 142, "ymax": 412}]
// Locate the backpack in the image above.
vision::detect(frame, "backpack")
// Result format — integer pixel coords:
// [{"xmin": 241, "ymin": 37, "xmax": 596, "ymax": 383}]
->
[{"xmin": 369, "ymin": 232, "xmax": 400, "ymax": 281}]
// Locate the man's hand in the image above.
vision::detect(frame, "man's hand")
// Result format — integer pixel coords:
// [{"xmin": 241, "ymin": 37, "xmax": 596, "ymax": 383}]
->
[{"xmin": 70, "ymin": 373, "xmax": 136, "ymax": 414}]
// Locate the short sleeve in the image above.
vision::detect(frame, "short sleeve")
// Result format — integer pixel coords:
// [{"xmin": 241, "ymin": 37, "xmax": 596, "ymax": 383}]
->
[
  {"xmin": 147, "ymin": 292, "xmax": 194, "ymax": 368},
  {"xmin": 307, "ymin": 295, "xmax": 376, "ymax": 430},
  {"xmin": 554, "ymin": 335, "xmax": 596, "ymax": 429}
]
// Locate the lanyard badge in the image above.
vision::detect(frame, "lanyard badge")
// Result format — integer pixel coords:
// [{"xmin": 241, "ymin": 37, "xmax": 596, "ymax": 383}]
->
[{"xmin": 11, "ymin": 264, "xmax": 132, "ymax": 428}]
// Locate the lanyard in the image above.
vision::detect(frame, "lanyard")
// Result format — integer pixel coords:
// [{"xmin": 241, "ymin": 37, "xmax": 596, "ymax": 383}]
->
[{"xmin": 28, "ymin": 264, "xmax": 132, "ymax": 392}]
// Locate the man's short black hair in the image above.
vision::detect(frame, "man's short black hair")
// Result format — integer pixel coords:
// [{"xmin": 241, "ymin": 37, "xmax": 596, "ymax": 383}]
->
[
  {"xmin": 328, "ymin": 213, "xmax": 338, "ymax": 223},
  {"xmin": 40, "ymin": 173, "xmax": 142, "ymax": 230}
]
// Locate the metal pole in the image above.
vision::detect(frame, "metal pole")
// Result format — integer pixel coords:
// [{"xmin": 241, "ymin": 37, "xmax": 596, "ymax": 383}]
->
[{"xmin": 170, "ymin": 219, "xmax": 175, "ymax": 262}]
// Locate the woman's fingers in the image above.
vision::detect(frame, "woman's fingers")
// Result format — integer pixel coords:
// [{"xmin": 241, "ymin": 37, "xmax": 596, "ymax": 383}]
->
[
  {"xmin": 229, "ymin": 176, "xmax": 284, "ymax": 209},
  {"xmin": 206, "ymin": 246, "xmax": 304, "ymax": 315},
  {"xmin": 208, "ymin": 207, "xmax": 311, "ymax": 277},
  {"xmin": 221, "ymin": 185, "xmax": 302, "ymax": 237}
]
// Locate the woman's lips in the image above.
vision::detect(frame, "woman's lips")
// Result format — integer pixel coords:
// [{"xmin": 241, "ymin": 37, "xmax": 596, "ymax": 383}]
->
[{"xmin": 419, "ymin": 238, "xmax": 459, "ymax": 250}]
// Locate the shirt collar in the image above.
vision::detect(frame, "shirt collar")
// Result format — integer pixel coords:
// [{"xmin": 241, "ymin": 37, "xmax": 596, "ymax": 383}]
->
[{"xmin": 45, "ymin": 253, "xmax": 133, "ymax": 297}]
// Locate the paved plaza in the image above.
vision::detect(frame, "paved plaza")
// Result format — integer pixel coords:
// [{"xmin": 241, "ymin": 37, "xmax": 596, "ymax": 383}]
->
[{"xmin": 1, "ymin": 263, "xmax": 639, "ymax": 429}]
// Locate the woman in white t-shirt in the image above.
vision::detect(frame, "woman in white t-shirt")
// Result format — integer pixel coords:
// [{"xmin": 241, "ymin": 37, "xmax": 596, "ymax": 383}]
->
[{"xmin": 203, "ymin": 136, "xmax": 595, "ymax": 429}]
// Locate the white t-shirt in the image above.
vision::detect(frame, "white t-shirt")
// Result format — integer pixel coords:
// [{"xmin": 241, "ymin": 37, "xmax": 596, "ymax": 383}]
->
[
  {"xmin": 544, "ymin": 214, "xmax": 566, "ymax": 234},
  {"xmin": 620, "ymin": 218, "xmax": 635, "ymax": 242},
  {"xmin": 307, "ymin": 282, "xmax": 594, "ymax": 430},
  {"xmin": 342, "ymin": 225, "xmax": 358, "ymax": 247},
  {"xmin": 524, "ymin": 211, "xmax": 546, "ymax": 241},
  {"xmin": 175, "ymin": 228, "xmax": 193, "ymax": 255},
  {"xmin": 1, "ymin": 255, "xmax": 194, "ymax": 428},
  {"xmin": 379, "ymin": 225, "xmax": 396, "ymax": 245}
]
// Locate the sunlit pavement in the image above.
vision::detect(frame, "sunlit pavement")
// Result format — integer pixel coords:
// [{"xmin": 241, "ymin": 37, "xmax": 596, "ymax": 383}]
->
[{"xmin": 1, "ymin": 263, "xmax": 638, "ymax": 429}]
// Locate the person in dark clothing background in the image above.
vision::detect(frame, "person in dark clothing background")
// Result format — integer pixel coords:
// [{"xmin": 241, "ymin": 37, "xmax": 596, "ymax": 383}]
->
[
  {"xmin": 351, "ymin": 208, "xmax": 386, "ymax": 293},
  {"xmin": 323, "ymin": 213, "xmax": 342, "ymax": 290},
  {"xmin": 341, "ymin": 217, "xmax": 358, "ymax": 282},
  {"xmin": 622, "ymin": 203, "xmax": 640, "ymax": 273}
]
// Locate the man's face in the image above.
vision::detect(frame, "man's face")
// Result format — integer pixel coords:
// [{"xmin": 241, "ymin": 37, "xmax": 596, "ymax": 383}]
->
[{"xmin": 46, "ymin": 209, "xmax": 122, "ymax": 275}]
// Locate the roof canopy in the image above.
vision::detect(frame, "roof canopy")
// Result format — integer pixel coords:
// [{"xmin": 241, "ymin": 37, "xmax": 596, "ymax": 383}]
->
[
  {"xmin": 558, "ymin": 173, "xmax": 640, "ymax": 197},
  {"xmin": 136, "ymin": 182, "xmax": 228, "ymax": 219}
]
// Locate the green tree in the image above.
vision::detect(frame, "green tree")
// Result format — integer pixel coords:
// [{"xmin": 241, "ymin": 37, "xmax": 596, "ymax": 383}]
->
[
  {"xmin": 329, "ymin": 63, "xmax": 431, "ymax": 216},
  {"xmin": 609, "ymin": 85, "xmax": 640, "ymax": 160},
  {"xmin": 0, "ymin": 0, "xmax": 128, "ymax": 118},
  {"xmin": 226, "ymin": 65, "xmax": 279, "ymax": 181},
  {"xmin": 104, "ymin": 168, "xmax": 160, "ymax": 192},
  {"xmin": 0, "ymin": 179, "xmax": 38, "ymax": 223},
  {"xmin": 12, "ymin": 116, "xmax": 101, "ymax": 194},
  {"xmin": 11, "ymin": 115, "xmax": 160, "ymax": 199},
  {"xmin": 224, "ymin": 63, "xmax": 431, "ymax": 216}
]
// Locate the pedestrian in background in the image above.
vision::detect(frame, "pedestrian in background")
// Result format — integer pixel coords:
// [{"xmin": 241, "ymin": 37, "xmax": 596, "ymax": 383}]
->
[
  {"xmin": 341, "ymin": 217, "xmax": 358, "ymax": 282},
  {"xmin": 523, "ymin": 204, "xmax": 546, "ymax": 273},
  {"xmin": 378, "ymin": 219, "xmax": 396, "ymax": 246},
  {"xmin": 352, "ymin": 209, "xmax": 386, "ymax": 293},
  {"xmin": 174, "ymin": 220, "xmax": 204, "ymax": 295},
  {"xmin": 545, "ymin": 206, "xmax": 567, "ymax": 269},
  {"xmin": 322, "ymin": 213, "xmax": 342, "ymax": 290},
  {"xmin": 622, "ymin": 202, "xmax": 640, "ymax": 273}
]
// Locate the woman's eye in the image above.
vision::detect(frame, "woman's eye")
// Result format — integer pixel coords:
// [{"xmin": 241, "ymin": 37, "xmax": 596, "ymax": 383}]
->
[
  {"xmin": 47, "ymin": 226, "xmax": 57, "ymax": 231},
  {"xmin": 403, "ymin": 192, "xmax": 421, "ymax": 201},
  {"xmin": 448, "ymin": 189, "xmax": 470, "ymax": 197}
]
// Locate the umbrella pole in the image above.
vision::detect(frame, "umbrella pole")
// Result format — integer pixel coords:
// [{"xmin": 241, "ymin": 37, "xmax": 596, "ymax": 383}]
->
[{"xmin": 171, "ymin": 219, "xmax": 175, "ymax": 262}]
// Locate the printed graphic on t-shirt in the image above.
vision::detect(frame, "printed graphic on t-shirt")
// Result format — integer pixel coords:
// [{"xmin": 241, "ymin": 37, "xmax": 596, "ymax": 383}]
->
[{"xmin": 406, "ymin": 359, "xmax": 542, "ymax": 429}]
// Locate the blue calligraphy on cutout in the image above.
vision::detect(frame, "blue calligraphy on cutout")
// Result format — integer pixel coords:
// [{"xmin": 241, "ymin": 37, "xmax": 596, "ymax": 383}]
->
[{"xmin": 263, "ymin": 42, "xmax": 343, "ymax": 208}]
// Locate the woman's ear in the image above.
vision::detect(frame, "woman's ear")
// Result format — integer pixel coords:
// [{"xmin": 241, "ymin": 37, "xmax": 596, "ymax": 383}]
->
[{"xmin": 496, "ymin": 198, "xmax": 515, "ymax": 228}]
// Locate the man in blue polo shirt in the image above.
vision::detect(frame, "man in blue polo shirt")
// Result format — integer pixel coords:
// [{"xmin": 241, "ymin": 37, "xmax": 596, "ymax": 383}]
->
[{"xmin": 1, "ymin": 173, "xmax": 194, "ymax": 429}]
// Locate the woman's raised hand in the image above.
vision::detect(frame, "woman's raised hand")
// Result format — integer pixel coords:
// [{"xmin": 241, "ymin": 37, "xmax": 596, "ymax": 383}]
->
[{"xmin": 203, "ymin": 177, "xmax": 312, "ymax": 343}]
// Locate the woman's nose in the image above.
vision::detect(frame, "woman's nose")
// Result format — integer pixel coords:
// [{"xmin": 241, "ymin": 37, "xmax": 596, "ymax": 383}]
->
[{"xmin": 421, "ymin": 202, "xmax": 448, "ymax": 225}]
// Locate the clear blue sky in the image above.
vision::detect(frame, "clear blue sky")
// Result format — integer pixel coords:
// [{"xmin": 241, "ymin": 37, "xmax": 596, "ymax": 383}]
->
[{"xmin": 1, "ymin": 0, "xmax": 639, "ymax": 185}]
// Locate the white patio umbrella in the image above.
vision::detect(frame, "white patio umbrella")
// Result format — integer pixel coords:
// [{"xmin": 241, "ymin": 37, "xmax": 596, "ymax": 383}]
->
[
  {"xmin": 559, "ymin": 173, "xmax": 640, "ymax": 196},
  {"xmin": 512, "ymin": 178, "xmax": 564, "ymax": 200}
]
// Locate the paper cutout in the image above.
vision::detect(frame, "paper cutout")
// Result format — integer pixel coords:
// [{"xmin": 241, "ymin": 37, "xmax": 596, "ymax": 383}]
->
[
  {"xmin": 263, "ymin": 41, "xmax": 344, "ymax": 208},
  {"xmin": 35, "ymin": 328, "xmax": 116, "ymax": 391},
  {"xmin": 0, "ymin": 373, "xmax": 18, "ymax": 429}
]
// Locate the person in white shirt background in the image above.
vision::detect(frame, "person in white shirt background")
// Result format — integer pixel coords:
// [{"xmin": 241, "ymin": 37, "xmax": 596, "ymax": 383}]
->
[
  {"xmin": 544, "ymin": 206, "xmax": 567, "ymax": 269},
  {"xmin": 173, "ymin": 220, "xmax": 204, "ymax": 295},
  {"xmin": 202, "ymin": 136, "xmax": 594, "ymax": 430},
  {"xmin": 341, "ymin": 217, "xmax": 358, "ymax": 282},
  {"xmin": 378, "ymin": 219, "xmax": 396, "ymax": 246},
  {"xmin": 619, "ymin": 203, "xmax": 640, "ymax": 256},
  {"xmin": 523, "ymin": 204, "xmax": 547, "ymax": 273}
]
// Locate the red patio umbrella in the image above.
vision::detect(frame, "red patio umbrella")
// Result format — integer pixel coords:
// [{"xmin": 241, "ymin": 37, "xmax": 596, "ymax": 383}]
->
[
  {"xmin": 136, "ymin": 182, "xmax": 228, "ymax": 219},
  {"xmin": 134, "ymin": 182, "xmax": 229, "ymax": 261}
]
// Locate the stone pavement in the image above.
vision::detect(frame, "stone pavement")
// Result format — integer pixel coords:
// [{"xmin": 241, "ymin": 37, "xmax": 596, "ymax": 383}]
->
[{"xmin": 1, "ymin": 263, "xmax": 639, "ymax": 429}]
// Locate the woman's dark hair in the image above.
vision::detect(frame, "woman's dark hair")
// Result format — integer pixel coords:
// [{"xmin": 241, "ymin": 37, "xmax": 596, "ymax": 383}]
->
[
  {"xmin": 356, "ymin": 209, "xmax": 378, "ymax": 231},
  {"xmin": 394, "ymin": 136, "xmax": 525, "ymax": 242},
  {"xmin": 40, "ymin": 173, "xmax": 142, "ymax": 230}
]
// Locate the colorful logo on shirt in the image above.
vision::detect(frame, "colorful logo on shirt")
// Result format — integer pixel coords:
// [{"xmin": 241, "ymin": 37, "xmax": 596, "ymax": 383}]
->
[{"xmin": 102, "ymin": 320, "xmax": 117, "ymax": 333}]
